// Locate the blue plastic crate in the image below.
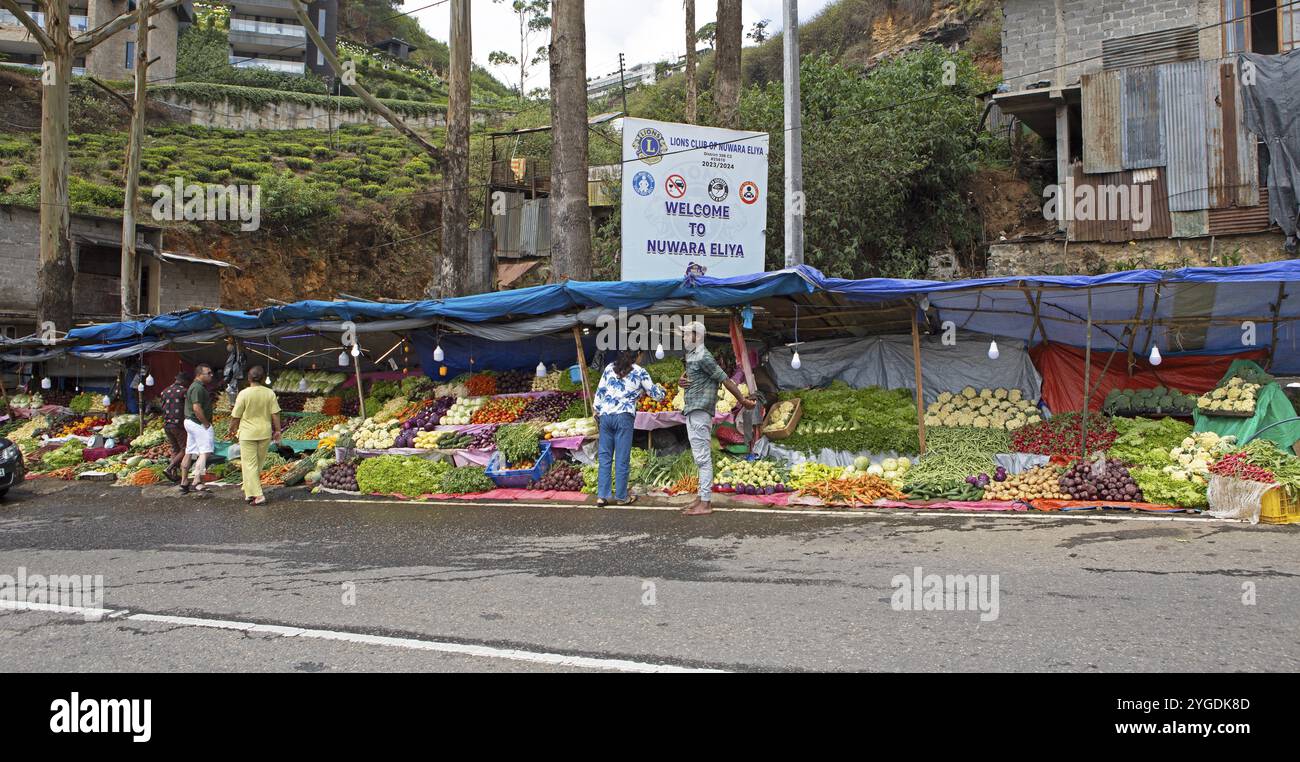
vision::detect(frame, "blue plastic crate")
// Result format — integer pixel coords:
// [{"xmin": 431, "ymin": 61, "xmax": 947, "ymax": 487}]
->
[{"xmin": 486, "ymin": 441, "xmax": 554, "ymax": 488}]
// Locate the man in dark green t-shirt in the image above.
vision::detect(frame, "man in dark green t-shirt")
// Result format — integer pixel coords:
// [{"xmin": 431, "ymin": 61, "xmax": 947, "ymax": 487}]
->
[{"xmin": 179, "ymin": 364, "xmax": 216, "ymax": 494}]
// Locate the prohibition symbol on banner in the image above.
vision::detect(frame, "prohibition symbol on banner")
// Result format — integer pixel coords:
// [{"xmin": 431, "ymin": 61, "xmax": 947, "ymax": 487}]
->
[
  {"xmin": 739, "ymin": 181, "xmax": 760, "ymax": 205},
  {"xmin": 665, "ymin": 174, "xmax": 687, "ymax": 199}
]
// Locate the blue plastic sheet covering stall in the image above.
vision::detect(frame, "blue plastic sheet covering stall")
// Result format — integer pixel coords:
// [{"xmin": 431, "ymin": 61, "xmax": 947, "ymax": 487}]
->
[{"xmin": 13, "ymin": 262, "xmax": 1300, "ymax": 376}]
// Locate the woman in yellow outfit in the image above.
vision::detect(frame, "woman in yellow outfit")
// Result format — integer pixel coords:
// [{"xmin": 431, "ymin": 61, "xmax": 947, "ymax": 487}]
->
[{"xmin": 228, "ymin": 365, "xmax": 282, "ymax": 506}]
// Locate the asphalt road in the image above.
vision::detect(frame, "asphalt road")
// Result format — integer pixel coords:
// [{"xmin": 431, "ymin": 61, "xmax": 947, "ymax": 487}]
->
[{"xmin": 1, "ymin": 481, "xmax": 1298, "ymax": 672}]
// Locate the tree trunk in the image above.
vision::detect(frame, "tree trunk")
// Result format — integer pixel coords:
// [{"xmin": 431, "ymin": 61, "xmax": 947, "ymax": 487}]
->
[
  {"xmin": 714, "ymin": 0, "xmax": 742, "ymax": 129},
  {"xmin": 120, "ymin": 0, "xmax": 151, "ymax": 319},
  {"xmin": 548, "ymin": 0, "xmax": 591, "ymax": 282},
  {"xmin": 440, "ymin": 0, "xmax": 472, "ymax": 297},
  {"xmin": 684, "ymin": 0, "xmax": 697, "ymax": 123},
  {"xmin": 39, "ymin": 1, "xmax": 75, "ymax": 334}
]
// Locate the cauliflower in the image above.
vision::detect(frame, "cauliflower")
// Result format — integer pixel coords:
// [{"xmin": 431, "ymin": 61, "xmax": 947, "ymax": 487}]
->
[
  {"xmin": 937, "ymin": 391, "xmax": 954, "ymax": 404},
  {"xmin": 956, "ymin": 412, "xmax": 975, "ymax": 426},
  {"xmin": 993, "ymin": 388, "xmax": 1008, "ymax": 400},
  {"xmin": 961, "ymin": 387, "xmax": 977, "ymax": 399},
  {"xmin": 1008, "ymin": 389, "xmax": 1023, "ymax": 402},
  {"xmin": 1026, "ymin": 415, "xmax": 1042, "ymax": 425},
  {"xmin": 979, "ymin": 388, "xmax": 993, "ymax": 399},
  {"xmin": 973, "ymin": 416, "xmax": 989, "ymax": 428},
  {"xmin": 1181, "ymin": 437, "xmax": 1196, "ymax": 449},
  {"xmin": 1211, "ymin": 388, "xmax": 1228, "ymax": 400},
  {"xmin": 924, "ymin": 415, "xmax": 941, "ymax": 427},
  {"xmin": 1235, "ymin": 400, "xmax": 1254, "ymax": 412}
]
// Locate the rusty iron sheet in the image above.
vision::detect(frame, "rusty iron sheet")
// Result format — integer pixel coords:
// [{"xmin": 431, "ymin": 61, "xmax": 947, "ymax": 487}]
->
[
  {"xmin": 1082, "ymin": 70, "xmax": 1123, "ymax": 173},
  {"xmin": 1208, "ymin": 187, "xmax": 1275, "ymax": 235},
  {"xmin": 1069, "ymin": 164, "xmax": 1173, "ymax": 242},
  {"xmin": 1161, "ymin": 61, "xmax": 1211, "ymax": 212},
  {"xmin": 1122, "ymin": 66, "xmax": 1165, "ymax": 169}
]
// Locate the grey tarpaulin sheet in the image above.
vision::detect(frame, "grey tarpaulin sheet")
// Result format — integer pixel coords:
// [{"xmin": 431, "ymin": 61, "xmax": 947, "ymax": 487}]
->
[
  {"xmin": 1240, "ymin": 51, "xmax": 1300, "ymax": 249},
  {"xmin": 766, "ymin": 333, "xmax": 1042, "ymax": 404}
]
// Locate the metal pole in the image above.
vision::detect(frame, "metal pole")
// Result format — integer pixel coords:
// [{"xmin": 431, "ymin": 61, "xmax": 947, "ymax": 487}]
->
[{"xmin": 782, "ymin": 0, "xmax": 804, "ymax": 267}]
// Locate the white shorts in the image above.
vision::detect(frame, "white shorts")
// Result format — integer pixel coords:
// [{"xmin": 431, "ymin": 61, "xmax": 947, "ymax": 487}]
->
[{"xmin": 184, "ymin": 419, "xmax": 215, "ymax": 455}]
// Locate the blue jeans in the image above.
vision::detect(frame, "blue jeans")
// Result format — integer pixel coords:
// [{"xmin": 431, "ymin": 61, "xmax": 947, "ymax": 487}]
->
[{"xmin": 596, "ymin": 412, "xmax": 636, "ymax": 501}]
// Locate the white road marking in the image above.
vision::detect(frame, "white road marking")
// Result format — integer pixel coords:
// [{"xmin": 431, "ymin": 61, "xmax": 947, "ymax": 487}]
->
[
  {"xmin": 0, "ymin": 602, "xmax": 723, "ymax": 673},
  {"xmin": 310, "ymin": 497, "xmax": 1247, "ymax": 524}
]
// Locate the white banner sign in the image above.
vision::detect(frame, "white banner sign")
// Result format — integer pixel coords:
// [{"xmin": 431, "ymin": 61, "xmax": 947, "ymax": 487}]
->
[{"xmin": 620, "ymin": 117, "xmax": 769, "ymax": 281}]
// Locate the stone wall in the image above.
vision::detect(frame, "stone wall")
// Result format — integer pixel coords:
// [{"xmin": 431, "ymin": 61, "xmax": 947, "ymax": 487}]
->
[
  {"xmin": 156, "ymin": 94, "xmax": 476, "ymax": 131},
  {"xmin": 986, "ymin": 231, "xmax": 1290, "ymax": 276},
  {"xmin": 159, "ymin": 259, "xmax": 223, "ymax": 313}
]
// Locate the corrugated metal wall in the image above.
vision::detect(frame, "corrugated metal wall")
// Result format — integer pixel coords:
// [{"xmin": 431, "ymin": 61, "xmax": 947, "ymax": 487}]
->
[
  {"xmin": 1161, "ymin": 61, "xmax": 1210, "ymax": 212},
  {"xmin": 1075, "ymin": 56, "xmax": 1272, "ymax": 242},
  {"xmin": 1082, "ymin": 70, "xmax": 1122, "ymax": 173},
  {"xmin": 1069, "ymin": 164, "xmax": 1172, "ymax": 242},
  {"xmin": 1122, "ymin": 66, "xmax": 1165, "ymax": 169}
]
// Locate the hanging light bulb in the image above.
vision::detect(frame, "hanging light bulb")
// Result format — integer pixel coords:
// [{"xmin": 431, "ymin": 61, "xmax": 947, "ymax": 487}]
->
[
  {"xmin": 1149, "ymin": 345, "xmax": 1163, "ymax": 366},
  {"xmin": 988, "ymin": 340, "xmax": 1000, "ymax": 360},
  {"xmin": 350, "ymin": 344, "xmax": 360, "ymax": 358},
  {"xmin": 40, "ymin": 377, "xmax": 51, "ymax": 390},
  {"xmin": 298, "ymin": 377, "xmax": 309, "ymax": 392},
  {"xmin": 791, "ymin": 352, "xmax": 802, "ymax": 370},
  {"xmin": 265, "ymin": 375, "xmax": 272, "ymax": 386},
  {"xmin": 145, "ymin": 374, "xmax": 155, "ymax": 387},
  {"xmin": 433, "ymin": 344, "xmax": 444, "ymax": 362},
  {"xmin": 136, "ymin": 382, "xmax": 145, "ymax": 393},
  {"xmin": 655, "ymin": 343, "xmax": 665, "ymax": 360},
  {"xmin": 339, "ymin": 351, "xmax": 350, "ymax": 367},
  {"xmin": 101, "ymin": 394, "xmax": 112, "ymax": 407},
  {"xmin": 535, "ymin": 361, "xmax": 547, "ymax": 378}
]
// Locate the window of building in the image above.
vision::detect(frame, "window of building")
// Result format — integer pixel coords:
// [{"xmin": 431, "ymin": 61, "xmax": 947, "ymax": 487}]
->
[
  {"xmin": 1223, "ymin": 0, "xmax": 1293, "ymax": 53},
  {"xmin": 125, "ymin": 41, "xmax": 134, "ymax": 70}
]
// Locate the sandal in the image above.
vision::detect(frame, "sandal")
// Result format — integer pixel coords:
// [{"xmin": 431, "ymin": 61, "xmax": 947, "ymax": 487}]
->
[
  {"xmin": 595, "ymin": 498, "xmax": 608, "ymax": 507},
  {"xmin": 250, "ymin": 496, "xmax": 267, "ymax": 506},
  {"xmin": 619, "ymin": 495, "xmax": 638, "ymax": 506}
]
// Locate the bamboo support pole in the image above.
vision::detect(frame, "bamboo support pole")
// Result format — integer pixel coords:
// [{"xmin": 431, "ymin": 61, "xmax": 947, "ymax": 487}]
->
[{"xmin": 911, "ymin": 306, "xmax": 927, "ymax": 455}]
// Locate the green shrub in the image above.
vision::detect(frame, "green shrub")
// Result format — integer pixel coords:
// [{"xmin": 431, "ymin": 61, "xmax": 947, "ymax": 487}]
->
[
  {"xmin": 0, "ymin": 175, "xmax": 12, "ymax": 193},
  {"xmin": 10, "ymin": 164, "xmax": 30, "ymax": 180},
  {"xmin": 68, "ymin": 176, "xmax": 121, "ymax": 212},
  {"xmin": 359, "ymin": 184, "xmax": 382, "ymax": 198},
  {"xmin": 259, "ymin": 171, "xmax": 337, "ymax": 226},
  {"xmin": 276, "ymin": 143, "xmax": 312, "ymax": 157},
  {"xmin": 283, "ymin": 156, "xmax": 313, "ymax": 171},
  {"xmin": 230, "ymin": 161, "xmax": 264, "ymax": 179}
]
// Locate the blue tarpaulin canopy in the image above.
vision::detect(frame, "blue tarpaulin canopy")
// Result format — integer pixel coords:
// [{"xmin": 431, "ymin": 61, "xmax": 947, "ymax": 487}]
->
[{"xmin": 8, "ymin": 261, "xmax": 1300, "ymax": 373}]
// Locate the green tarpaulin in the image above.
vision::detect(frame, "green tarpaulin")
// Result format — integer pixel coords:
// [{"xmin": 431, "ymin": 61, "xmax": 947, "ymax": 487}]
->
[{"xmin": 1193, "ymin": 360, "xmax": 1300, "ymax": 452}]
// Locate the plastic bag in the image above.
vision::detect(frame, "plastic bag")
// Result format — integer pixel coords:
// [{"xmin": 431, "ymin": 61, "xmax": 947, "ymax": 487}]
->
[{"xmin": 1206, "ymin": 474, "xmax": 1272, "ymax": 524}]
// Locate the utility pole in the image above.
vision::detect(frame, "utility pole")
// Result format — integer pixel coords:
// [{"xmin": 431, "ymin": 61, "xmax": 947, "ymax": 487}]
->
[
  {"xmin": 120, "ymin": 0, "xmax": 151, "ymax": 319},
  {"xmin": 617, "ymin": 52, "xmax": 629, "ymax": 115},
  {"xmin": 782, "ymin": 0, "xmax": 804, "ymax": 267},
  {"xmin": 442, "ymin": 0, "xmax": 472, "ymax": 295}
]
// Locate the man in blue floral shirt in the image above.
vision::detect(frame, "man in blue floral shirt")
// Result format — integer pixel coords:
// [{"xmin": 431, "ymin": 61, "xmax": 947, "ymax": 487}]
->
[{"xmin": 593, "ymin": 350, "xmax": 665, "ymax": 506}]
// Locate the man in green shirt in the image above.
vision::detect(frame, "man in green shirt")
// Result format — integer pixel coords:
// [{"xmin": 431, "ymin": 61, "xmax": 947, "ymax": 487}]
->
[
  {"xmin": 179, "ymin": 363, "xmax": 216, "ymax": 495},
  {"xmin": 676, "ymin": 321, "xmax": 755, "ymax": 516}
]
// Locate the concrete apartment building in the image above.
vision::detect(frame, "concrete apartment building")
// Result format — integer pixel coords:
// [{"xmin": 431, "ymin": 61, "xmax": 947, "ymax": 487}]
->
[
  {"xmin": 0, "ymin": 0, "xmax": 194, "ymax": 81},
  {"xmin": 991, "ymin": 0, "xmax": 1297, "ymax": 265},
  {"xmin": 227, "ymin": 0, "xmax": 336, "ymax": 77}
]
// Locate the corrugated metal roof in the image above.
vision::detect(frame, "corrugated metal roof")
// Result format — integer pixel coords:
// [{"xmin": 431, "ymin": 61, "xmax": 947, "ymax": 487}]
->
[
  {"xmin": 1081, "ymin": 70, "xmax": 1122, "ymax": 173},
  {"xmin": 1069, "ymin": 164, "xmax": 1173, "ymax": 242},
  {"xmin": 1207, "ymin": 187, "xmax": 1274, "ymax": 235},
  {"xmin": 1121, "ymin": 66, "xmax": 1165, "ymax": 169},
  {"xmin": 1161, "ymin": 61, "xmax": 1210, "ymax": 212},
  {"xmin": 1102, "ymin": 26, "xmax": 1200, "ymax": 70}
]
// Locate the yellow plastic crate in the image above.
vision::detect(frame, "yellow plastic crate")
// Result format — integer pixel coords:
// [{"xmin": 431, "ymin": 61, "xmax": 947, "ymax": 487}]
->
[{"xmin": 1260, "ymin": 487, "xmax": 1300, "ymax": 525}]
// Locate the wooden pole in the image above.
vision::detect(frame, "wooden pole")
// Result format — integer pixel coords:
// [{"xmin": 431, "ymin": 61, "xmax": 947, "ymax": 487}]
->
[
  {"xmin": 1266, "ymin": 283, "xmax": 1286, "ymax": 370},
  {"xmin": 1125, "ymin": 284, "xmax": 1146, "ymax": 376},
  {"xmin": 572, "ymin": 326, "xmax": 592, "ymax": 416},
  {"xmin": 911, "ymin": 306, "xmax": 927, "ymax": 455},
  {"xmin": 119, "ymin": 0, "xmax": 150, "ymax": 320},
  {"xmin": 352, "ymin": 346, "xmax": 366, "ymax": 419},
  {"xmin": 1081, "ymin": 289, "xmax": 1093, "ymax": 459}
]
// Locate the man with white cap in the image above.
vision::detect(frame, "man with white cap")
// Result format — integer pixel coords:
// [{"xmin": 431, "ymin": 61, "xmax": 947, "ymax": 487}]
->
[{"xmin": 675, "ymin": 321, "xmax": 756, "ymax": 516}]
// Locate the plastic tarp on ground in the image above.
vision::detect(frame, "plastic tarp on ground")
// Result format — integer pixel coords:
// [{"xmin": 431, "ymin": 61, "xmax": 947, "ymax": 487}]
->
[
  {"xmin": 1192, "ymin": 360, "xmax": 1300, "ymax": 452},
  {"xmin": 1030, "ymin": 342, "xmax": 1269, "ymax": 412},
  {"xmin": 767, "ymin": 333, "xmax": 1041, "ymax": 404}
]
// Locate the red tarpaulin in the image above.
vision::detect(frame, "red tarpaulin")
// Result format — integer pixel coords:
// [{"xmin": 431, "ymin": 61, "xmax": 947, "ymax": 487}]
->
[{"xmin": 1030, "ymin": 342, "xmax": 1269, "ymax": 413}]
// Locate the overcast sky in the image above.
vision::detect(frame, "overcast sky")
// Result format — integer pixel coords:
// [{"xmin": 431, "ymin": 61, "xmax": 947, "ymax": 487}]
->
[{"xmin": 415, "ymin": 0, "xmax": 838, "ymax": 91}]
